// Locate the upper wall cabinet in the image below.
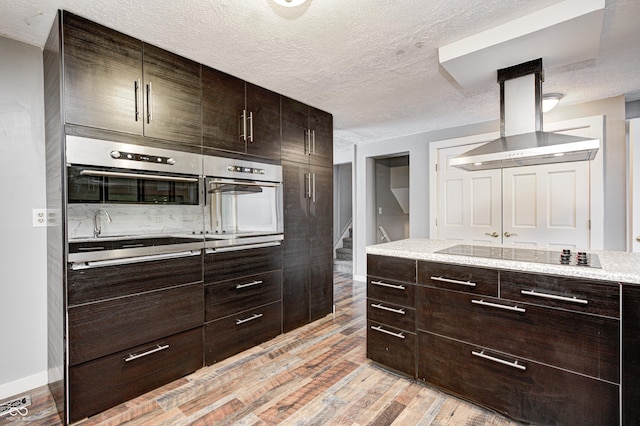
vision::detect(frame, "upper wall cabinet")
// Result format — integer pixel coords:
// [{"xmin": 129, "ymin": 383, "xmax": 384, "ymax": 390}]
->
[
  {"xmin": 281, "ymin": 96, "xmax": 333, "ymax": 167},
  {"xmin": 62, "ymin": 11, "xmax": 202, "ymax": 147},
  {"xmin": 202, "ymin": 66, "xmax": 281, "ymax": 160}
]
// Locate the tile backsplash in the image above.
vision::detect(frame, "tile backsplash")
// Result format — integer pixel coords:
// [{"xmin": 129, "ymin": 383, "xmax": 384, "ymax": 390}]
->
[{"xmin": 67, "ymin": 204, "xmax": 204, "ymax": 239}]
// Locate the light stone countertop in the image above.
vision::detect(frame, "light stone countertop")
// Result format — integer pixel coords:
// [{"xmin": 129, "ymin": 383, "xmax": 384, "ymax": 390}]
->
[{"xmin": 366, "ymin": 238, "xmax": 640, "ymax": 285}]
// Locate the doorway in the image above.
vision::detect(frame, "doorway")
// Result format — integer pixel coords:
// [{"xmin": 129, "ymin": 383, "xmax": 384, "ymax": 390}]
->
[{"xmin": 374, "ymin": 155, "xmax": 409, "ymax": 243}]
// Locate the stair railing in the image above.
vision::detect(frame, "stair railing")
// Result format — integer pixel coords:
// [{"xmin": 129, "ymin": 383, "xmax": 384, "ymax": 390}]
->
[{"xmin": 378, "ymin": 226, "xmax": 391, "ymax": 243}]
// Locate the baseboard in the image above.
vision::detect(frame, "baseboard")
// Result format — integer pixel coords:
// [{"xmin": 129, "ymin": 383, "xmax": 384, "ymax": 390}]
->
[
  {"xmin": 0, "ymin": 370, "xmax": 47, "ymax": 400},
  {"xmin": 353, "ymin": 273, "xmax": 366, "ymax": 283}
]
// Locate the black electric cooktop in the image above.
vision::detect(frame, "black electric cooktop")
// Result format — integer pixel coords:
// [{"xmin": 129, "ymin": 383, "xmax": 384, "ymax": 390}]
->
[{"xmin": 435, "ymin": 244, "xmax": 601, "ymax": 268}]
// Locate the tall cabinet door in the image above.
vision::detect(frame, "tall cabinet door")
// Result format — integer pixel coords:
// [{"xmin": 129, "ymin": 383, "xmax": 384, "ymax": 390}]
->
[
  {"xmin": 282, "ymin": 161, "xmax": 310, "ymax": 332},
  {"xmin": 246, "ymin": 83, "xmax": 281, "ymax": 160},
  {"xmin": 202, "ymin": 67, "xmax": 246, "ymax": 153},
  {"xmin": 309, "ymin": 108, "xmax": 333, "ymax": 167},
  {"xmin": 62, "ymin": 11, "xmax": 143, "ymax": 135},
  {"xmin": 142, "ymin": 44, "xmax": 202, "ymax": 146},
  {"xmin": 281, "ymin": 97, "xmax": 310, "ymax": 164},
  {"xmin": 310, "ymin": 165, "xmax": 334, "ymax": 321}
]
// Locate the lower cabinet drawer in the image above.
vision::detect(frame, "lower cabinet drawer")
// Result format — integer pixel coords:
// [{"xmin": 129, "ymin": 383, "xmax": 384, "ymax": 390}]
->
[
  {"xmin": 367, "ymin": 298, "xmax": 415, "ymax": 331},
  {"xmin": 367, "ymin": 320, "xmax": 416, "ymax": 376},
  {"xmin": 417, "ymin": 286, "xmax": 620, "ymax": 383},
  {"xmin": 69, "ymin": 327, "xmax": 203, "ymax": 423},
  {"xmin": 418, "ymin": 332, "xmax": 619, "ymax": 426},
  {"xmin": 69, "ymin": 283, "xmax": 204, "ymax": 365},
  {"xmin": 205, "ymin": 270, "xmax": 282, "ymax": 321},
  {"xmin": 204, "ymin": 301, "xmax": 282, "ymax": 365}
]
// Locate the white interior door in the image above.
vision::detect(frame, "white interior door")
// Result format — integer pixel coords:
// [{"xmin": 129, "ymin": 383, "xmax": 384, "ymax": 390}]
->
[
  {"xmin": 630, "ymin": 118, "xmax": 640, "ymax": 252},
  {"xmin": 502, "ymin": 161, "xmax": 590, "ymax": 249},
  {"xmin": 437, "ymin": 142, "xmax": 502, "ymax": 242}
]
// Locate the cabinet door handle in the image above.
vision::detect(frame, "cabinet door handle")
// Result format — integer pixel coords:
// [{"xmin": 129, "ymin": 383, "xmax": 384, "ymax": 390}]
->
[
  {"xmin": 471, "ymin": 350, "xmax": 526, "ymax": 371},
  {"xmin": 371, "ymin": 280, "xmax": 405, "ymax": 290},
  {"xmin": 311, "ymin": 129, "xmax": 316, "ymax": 155},
  {"xmin": 305, "ymin": 129, "xmax": 312, "ymax": 155},
  {"xmin": 371, "ymin": 303, "xmax": 405, "ymax": 315},
  {"xmin": 520, "ymin": 289, "xmax": 588, "ymax": 305},
  {"xmin": 248, "ymin": 110, "xmax": 254, "ymax": 143},
  {"xmin": 370, "ymin": 325, "xmax": 405, "ymax": 339},
  {"xmin": 236, "ymin": 280, "xmax": 263, "ymax": 290},
  {"xmin": 430, "ymin": 276, "xmax": 477, "ymax": 287},
  {"xmin": 471, "ymin": 299, "xmax": 525, "ymax": 313},
  {"xmin": 134, "ymin": 79, "xmax": 141, "ymax": 121},
  {"xmin": 312, "ymin": 173, "xmax": 316, "ymax": 203},
  {"xmin": 305, "ymin": 173, "xmax": 312, "ymax": 199},
  {"xmin": 146, "ymin": 81, "xmax": 153, "ymax": 123},
  {"xmin": 239, "ymin": 109, "xmax": 247, "ymax": 142},
  {"xmin": 124, "ymin": 344, "xmax": 169, "ymax": 362},
  {"xmin": 236, "ymin": 313, "xmax": 263, "ymax": 325}
]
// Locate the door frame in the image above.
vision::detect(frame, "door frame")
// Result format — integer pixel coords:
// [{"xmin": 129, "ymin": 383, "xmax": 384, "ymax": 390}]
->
[
  {"xmin": 629, "ymin": 118, "xmax": 640, "ymax": 252},
  {"xmin": 429, "ymin": 115, "xmax": 605, "ymax": 250}
]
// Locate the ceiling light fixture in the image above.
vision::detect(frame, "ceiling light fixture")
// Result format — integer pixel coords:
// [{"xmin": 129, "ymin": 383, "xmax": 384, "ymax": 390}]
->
[
  {"xmin": 272, "ymin": 0, "xmax": 308, "ymax": 6},
  {"xmin": 542, "ymin": 93, "xmax": 564, "ymax": 113}
]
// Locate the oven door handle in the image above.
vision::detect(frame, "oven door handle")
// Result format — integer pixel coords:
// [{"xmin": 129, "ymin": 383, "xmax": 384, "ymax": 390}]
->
[
  {"xmin": 205, "ymin": 241, "xmax": 281, "ymax": 254},
  {"xmin": 208, "ymin": 179, "xmax": 280, "ymax": 188},
  {"xmin": 70, "ymin": 250, "xmax": 202, "ymax": 270},
  {"xmin": 80, "ymin": 169, "xmax": 199, "ymax": 183}
]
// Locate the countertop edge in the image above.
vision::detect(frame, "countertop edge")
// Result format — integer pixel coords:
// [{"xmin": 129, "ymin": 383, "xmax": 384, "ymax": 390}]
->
[{"xmin": 366, "ymin": 239, "xmax": 640, "ymax": 285}]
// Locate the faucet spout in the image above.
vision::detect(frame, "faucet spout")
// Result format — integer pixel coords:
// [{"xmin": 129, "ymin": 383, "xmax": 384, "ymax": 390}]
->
[{"xmin": 93, "ymin": 209, "xmax": 112, "ymax": 238}]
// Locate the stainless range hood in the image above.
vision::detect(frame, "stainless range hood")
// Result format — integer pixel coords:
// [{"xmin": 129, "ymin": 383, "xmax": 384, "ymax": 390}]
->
[{"xmin": 449, "ymin": 59, "xmax": 599, "ymax": 171}]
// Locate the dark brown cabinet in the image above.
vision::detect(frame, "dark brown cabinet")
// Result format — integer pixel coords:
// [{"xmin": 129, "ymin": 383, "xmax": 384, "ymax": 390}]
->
[
  {"xmin": 367, "ymin": 254, "xmax": 622, "ymax": 425},
  {"xmin": 366, "ymin": 255, "xmax": 417, "ymax": 376},
  {"xmin": 282, "ymin": 161, "xmax": 333, "ymax": 331},
  {"xmin": 202, "ymin": 66, "xmax": 280, "ymax": 159},
  {"xmin": 65, "ymin": 254, "xmax": 204, "ymax": 423},
  {"xmin": 203, "ymin": 246, "xmax": 283, "ymax": 364},
  {"xmin": 418, "ymin": 332, "xmax": 619, "ymax": 426},
  {"xmin": 281, "ymin": 96, "xmax": 333, "ymax": 166},
  {"xmin": 623, "ymin": 284, "xmax": 640, "ymax": 425},
  {"xmin": 62, "ymin": 11, "xmax": 202, "ymax": 148}
]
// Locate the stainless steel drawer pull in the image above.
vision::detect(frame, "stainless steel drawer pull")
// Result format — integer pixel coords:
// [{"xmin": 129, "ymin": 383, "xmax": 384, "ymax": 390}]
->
[
  {"xmin": 124, "ymin": 344, "xmax": 169, "ymax": 362},
  {"xmin": 520, "ymin": 289, "xmax": 588, "ymax": 304},
  {"xmin": 430, "ymin": 276, "xmax": 477, "ymax": 287},
  {"xmin": 371, "ymin": 303, "xmax": 405, "ymax": 315},
  {"xmin": 371, "ymin": 280, "xmax": 406, "ymax": 290},
  {"xmin": 471, "ymin": 299, "xmax": 526, "ymax": 313},
  {"xmin": 472, "ymin": 350, "xmax": 526, "ymax": 371},
  {"xmin": 236, "ymin": 280, "xmax": 263, "ymax": 290},
  {"xmin": 370, "ymin": 325, "xmax": 406, "ymax": 339},
  {"xmin": 236, "ymin": 313, "xmax": 263, "ymax": 325}
]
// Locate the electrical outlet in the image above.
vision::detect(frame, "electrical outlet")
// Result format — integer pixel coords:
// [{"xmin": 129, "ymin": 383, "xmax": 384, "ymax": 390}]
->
[{"xmin": 33, "ymin": 208, "xmax": 47, "ymax": 227}]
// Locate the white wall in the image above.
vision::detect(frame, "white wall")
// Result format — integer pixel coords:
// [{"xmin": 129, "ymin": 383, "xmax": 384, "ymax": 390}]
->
[
  {"xmin": 349, "ymin": 96, "xmax": 628, "ymax": 281},
  {"xmin": 0, "ymin": 37, "xmax": 47, "ymax": 398}
]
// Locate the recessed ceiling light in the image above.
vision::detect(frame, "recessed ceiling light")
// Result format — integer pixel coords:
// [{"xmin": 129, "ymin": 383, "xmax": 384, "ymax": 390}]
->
[{"xmin": 272, "ymin": 0, "xmax": 308, "ymax": 7}]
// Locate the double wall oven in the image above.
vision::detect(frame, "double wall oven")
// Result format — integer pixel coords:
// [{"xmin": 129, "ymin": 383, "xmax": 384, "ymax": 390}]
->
[{"xmin": 66, "ymin": 136, "xmax": 283, "ymax": 269}]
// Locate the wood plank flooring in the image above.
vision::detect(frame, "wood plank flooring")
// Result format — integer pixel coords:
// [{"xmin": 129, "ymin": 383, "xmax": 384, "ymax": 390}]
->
[{"xmin": 0, "ymin": 273, "xmax": 522, "ymax": 425}]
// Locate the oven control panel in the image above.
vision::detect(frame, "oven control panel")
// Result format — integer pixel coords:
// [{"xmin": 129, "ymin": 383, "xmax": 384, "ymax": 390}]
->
[
  {"xmin": 110, "ymin": 150, "xmax": 175, "ymax": 165},
  {"xmin": 227, "ymin": 164, "xmax": 266, "ymax": 175}
]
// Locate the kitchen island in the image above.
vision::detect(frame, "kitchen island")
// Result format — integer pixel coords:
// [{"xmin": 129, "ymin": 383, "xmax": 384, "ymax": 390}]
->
[{"xmin": 365, "ymin": 239, "xmax": 640, "ymax": 426}]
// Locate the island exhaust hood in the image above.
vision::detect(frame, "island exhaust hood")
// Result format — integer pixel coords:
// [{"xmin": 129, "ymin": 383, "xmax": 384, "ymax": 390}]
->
[{"xmin": 449, "ymin": 59, "xmax": 599, "ymax": 171}]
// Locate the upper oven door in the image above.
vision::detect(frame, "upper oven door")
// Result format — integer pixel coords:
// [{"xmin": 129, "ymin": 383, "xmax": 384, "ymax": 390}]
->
[{"xmin": 67, "ymin": 166, "xmax": 200, "ymax": 205}]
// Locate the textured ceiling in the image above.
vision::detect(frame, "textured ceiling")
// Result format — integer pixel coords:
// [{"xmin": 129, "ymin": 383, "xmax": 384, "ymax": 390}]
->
[{"xmin": 1, "ymin": 0, "xmax": 639, "ymax": 152}]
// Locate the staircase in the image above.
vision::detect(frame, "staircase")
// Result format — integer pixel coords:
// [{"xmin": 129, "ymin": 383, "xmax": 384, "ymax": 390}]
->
[{"xmin": 334, "ymin": 228, "xmax": 353, "ymax": 273}]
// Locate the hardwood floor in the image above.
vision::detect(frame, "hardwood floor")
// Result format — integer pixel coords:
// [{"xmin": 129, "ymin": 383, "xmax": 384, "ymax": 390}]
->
[{"xmin": 0, "ymin": 273, "xmax": 522, "ymax": 425}]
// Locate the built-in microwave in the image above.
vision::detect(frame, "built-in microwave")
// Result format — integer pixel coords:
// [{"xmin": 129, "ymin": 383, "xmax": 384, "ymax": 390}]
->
[{"xmin": 203, "ymin": 155, "xmax": 284, "ymax": 247}]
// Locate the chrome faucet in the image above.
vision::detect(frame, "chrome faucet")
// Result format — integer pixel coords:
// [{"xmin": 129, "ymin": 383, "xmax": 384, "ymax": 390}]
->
[{"xmin": 93, "ymin": 209, "xmax": 112, "ymax": 238}]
